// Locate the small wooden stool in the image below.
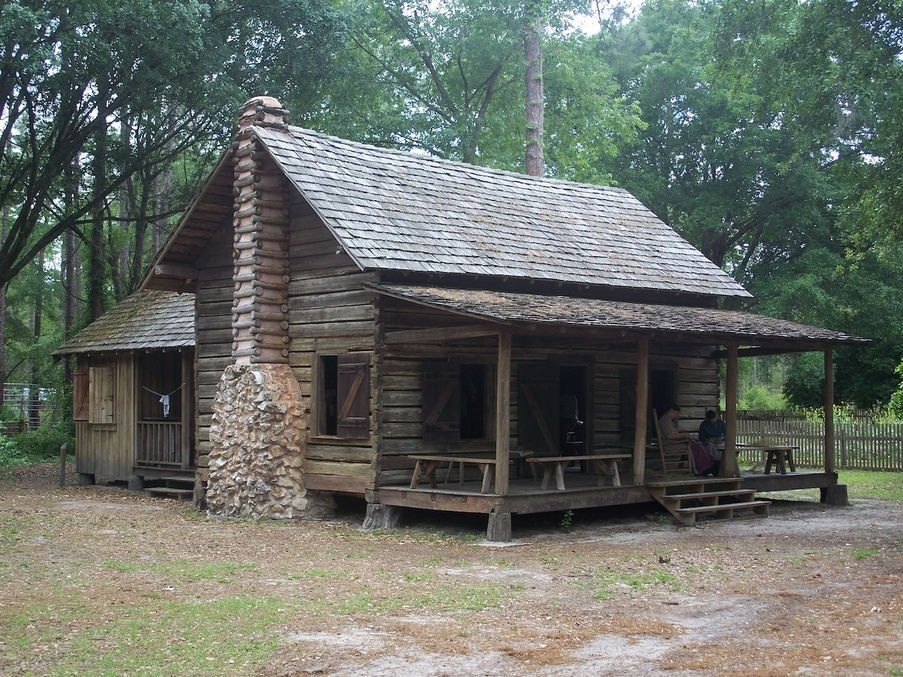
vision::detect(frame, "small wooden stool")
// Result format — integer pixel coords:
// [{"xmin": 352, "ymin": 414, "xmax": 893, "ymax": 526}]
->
[{"xmin": 764, "ymin": 447, "xmax": 796, "ymax": 475}]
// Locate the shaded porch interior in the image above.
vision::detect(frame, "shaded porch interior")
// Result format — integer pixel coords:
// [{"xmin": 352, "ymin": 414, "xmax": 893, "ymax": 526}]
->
[{"xmin": 134, "ymin": 349, "xmax": 194, "ymax": 483}]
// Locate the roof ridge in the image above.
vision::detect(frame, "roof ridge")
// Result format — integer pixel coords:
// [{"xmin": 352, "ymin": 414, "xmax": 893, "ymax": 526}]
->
[{"xmin": 284, "ymin": 124, "xmax": 632, "ymax": 196}]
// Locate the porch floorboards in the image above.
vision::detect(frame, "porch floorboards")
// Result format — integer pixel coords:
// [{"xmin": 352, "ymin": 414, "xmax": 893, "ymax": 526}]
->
[{"xmin": 376, "ymin": 469, "xmax": 836, "ymax": 516}]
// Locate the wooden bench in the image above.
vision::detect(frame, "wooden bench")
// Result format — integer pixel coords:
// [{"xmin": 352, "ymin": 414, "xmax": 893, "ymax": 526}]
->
[
  {"xmin": 526, "ymin": 453, "xmax": 631, "ymax": 491},
  {"xmin": 408, "ymin": 454, "xmax": 497, "ymax": 493},
  {"xmin": 441, "ymin": 449, "xmax": 537, "ymax": 483}
]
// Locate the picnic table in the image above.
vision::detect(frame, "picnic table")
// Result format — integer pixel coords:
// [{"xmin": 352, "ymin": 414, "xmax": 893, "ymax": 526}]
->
[
  {"xmin": 408, "ymin": 454, "xmax": 498, "ymax": 493},
  {"xmin": 738, "ymin": 444, "xmax": 798, "ymax": 475}
]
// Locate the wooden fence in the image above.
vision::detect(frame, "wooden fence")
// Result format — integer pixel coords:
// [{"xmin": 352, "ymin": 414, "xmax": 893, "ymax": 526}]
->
[{"xmin": 736, "ymin": 420, "xmax": 903, "ymax": 472}]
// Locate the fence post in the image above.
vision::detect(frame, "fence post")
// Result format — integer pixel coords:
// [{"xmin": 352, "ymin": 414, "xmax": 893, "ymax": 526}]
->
[
  {"xmin": 58, "ymin": 443, "xmax": 67, "ymax": 488},
  {"xmin": 838, "ymin": 426, "xmax": 845, "ymax": 470}
]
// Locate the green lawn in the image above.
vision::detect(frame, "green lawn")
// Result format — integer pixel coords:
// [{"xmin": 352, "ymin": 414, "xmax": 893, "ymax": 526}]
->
[
  {"xmin": 839, "ymin": 470, "xmax": 903, "ymax": 503},
  {"xmin": 756, "ymin": 470, "xmax": 903, "ymax": 503}
]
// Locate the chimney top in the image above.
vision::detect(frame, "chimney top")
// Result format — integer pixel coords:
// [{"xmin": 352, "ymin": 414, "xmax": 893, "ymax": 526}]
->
[{"xmin": 237, "ymin": 96, "xmax": 289, "ymax": 133}]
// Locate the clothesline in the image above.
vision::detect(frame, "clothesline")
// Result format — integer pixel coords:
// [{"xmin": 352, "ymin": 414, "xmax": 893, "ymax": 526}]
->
[
  {"xmin": 142, "ymin": 383, "xmax": 184, "ymax": 417},
  {"xmin": 142, "ymin": 384, "xmax": 184, "ymax": 399}
]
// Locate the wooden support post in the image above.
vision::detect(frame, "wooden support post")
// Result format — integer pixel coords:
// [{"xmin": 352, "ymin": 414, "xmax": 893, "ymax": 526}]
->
[
  {"xmin": 58, "ymin": 443, "xmax": 67, "ymax": 488},
  {"xmin": 494, "ymin": 331, "xmax": 512, "ymax": 495},
  {"xmin": 633, "ymin": 337, "xmax": 649, "ymax": 485},
  {"xmin": 486, "ymin": 512, "xmax": 512, "ymax": 542},
  {"xmin": 824, "ymin": 348, "xmax": 835, "ymax": 474},
  {"xmin": 363, "ymin": 503, "xmax": 402, "ymax": 530},
  {"xmin": 721, "ymin": 344, "xmax": 740, "ymax": 478},
  {"xmin": 181, "ymin": 349, "xmax": 192, "ymax": 469}
]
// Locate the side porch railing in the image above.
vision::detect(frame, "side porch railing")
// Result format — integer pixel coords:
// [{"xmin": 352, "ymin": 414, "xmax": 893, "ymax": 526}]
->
[{"xmin": 136, "ymin": 421, "xmax": 183, "ymax": 467}]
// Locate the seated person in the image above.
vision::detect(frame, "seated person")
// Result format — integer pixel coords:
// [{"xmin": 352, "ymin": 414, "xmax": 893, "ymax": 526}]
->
[
  {"xmin": 698, "ymin": 409, "xmax": 726, "ymax": 460},
  {"xmin": 659, "ymin": 405, "xmax": 719, "ymax": 476}
]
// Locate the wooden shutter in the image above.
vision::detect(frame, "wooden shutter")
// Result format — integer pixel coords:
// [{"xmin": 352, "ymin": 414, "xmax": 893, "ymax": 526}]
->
[
  {"xmin": 422, "ymin": 363, "xmax": 461, "ymax": 443},
  {"xmin": 89, "ymin": 366, "xmax": 115, "ymax": 425},
  {"xmin": 73, "ymin": 368, "xmax": 89, "ymax": 421},
  {"xmin": 336, "ymin": 353, "xmax": 370, "ymax": 439}
]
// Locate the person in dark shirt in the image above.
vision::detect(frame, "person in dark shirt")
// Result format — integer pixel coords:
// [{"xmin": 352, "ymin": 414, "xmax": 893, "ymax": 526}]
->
[{"xmin": 698, "ymin": 409, "xmax": 726, "ymax": 460}]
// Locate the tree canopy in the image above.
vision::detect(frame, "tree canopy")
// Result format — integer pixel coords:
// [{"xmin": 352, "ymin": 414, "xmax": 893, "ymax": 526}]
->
[{"xmin": 3, "ymin": 0, "xmax": 903, "ymax": 413}]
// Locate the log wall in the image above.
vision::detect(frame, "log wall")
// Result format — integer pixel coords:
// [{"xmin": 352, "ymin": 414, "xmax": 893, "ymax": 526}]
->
[
  {"xmin": 194, "ymin": 216, "xmax": 235, "ymax": 459},
  {"xmin": 286, "ymin": 193, "xmax": 378, "ymax": 493}
]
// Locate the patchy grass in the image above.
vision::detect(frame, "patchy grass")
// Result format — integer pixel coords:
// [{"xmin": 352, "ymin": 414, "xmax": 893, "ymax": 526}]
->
[
  {"xmin": 3, "ymin": 594, "xmax": 288, "ymax": 677},
  {"xmin": 586, "ymin": 566, "xmax": 681, "ymax": 600}
]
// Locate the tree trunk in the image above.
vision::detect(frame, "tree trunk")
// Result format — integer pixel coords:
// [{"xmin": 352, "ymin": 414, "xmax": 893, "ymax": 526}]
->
[
  {"xmin": 62, "ymin": 156, "xmax": 81, "ymax": 383},
  {"xmin": 88, "ymin": 90, "xmax": 109, "ymax": 322},
  {"xmin": 29, "ymin": 249, "xmax": 44, "ymax": 429},
  {"xmin": 152, "ymin": 132, "xmax": 174, "ymax": 256},
  {"xmin": 0, "ymin": 206, "xmax": 8, "ymax": 407},
  {"xmin": 524, "ymin": 5, "xmax": 545, "ymax": 177}
]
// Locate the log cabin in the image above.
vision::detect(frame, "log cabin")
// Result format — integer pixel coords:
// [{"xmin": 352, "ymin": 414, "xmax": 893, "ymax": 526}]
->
[
  {"xmin": 125, "ymin": 96, "xmax": 867, "ymax": 539},
  {"xmin": 54, "ymin": 290, "xmax": 195, "ymax": 493}
]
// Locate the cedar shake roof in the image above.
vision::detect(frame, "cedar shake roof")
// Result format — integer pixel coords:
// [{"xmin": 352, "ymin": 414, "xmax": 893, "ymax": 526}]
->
[
  {"xmin": 371, "ymin": 284, "xmax": 871, "ymax": 349},
  {"xmin": 53, "ymin": 291, "xmax": 194, "ymax": 356},
  {"xmin": 253, "ymin": 126, "xmax": 751, "ymax": 299}
]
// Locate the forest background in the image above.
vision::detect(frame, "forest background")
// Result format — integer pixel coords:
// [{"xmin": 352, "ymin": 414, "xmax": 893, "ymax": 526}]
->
[{"xmin": 3, "ymin": 0, "xmax": 903, "ymax": 456}]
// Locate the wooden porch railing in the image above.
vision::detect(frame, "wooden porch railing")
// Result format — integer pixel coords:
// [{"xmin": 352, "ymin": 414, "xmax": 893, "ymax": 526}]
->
[{"xmin": 136, "ymin": 421, "xmax": 183, "ymax": 467}]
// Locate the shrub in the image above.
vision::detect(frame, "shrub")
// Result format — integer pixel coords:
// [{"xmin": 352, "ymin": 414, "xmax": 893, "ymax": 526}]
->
[
  {"xmin": 0, "ymin": 434, "xmax": 31, "ymax": 467},
  {"xmin": 8, "ymin": 419, "xmax": 75, "ymax": 462},
  {"xmin": 738, "ymin": 385, "xmax": 786, "ymax": 411}
]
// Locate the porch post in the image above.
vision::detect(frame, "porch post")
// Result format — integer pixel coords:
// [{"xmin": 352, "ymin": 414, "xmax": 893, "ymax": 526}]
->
[
  {"xmin": 180, "ymin": 349, "xmax": 192, "ymax": 470},
  {"xmin": 632, "ymin": 337, "xmax": 649, "ymax": 484},
  {"xmin": 494, "ymin": 330, "xmax": 512, "ymax": 495},
  {"xmin": 721, "ymin": 344, "xmax": 740, "ymax": 478},
  {"xmin": 824, "ymin": 348, "xmax": 835, "ymax": 474}
]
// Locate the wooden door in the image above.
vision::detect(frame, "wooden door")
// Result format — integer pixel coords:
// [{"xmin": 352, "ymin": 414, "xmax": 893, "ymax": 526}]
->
[
  {"xmin": 517, "ymin": 362, "xmax": 559, "ymax": 454},
  {"xmin": 422, "ymin": 363, "xmax": 461, "ymax": 444}
]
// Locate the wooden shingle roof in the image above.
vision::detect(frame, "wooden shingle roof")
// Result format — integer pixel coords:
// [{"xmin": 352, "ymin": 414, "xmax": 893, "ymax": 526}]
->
[
  {"xmin": 371, "ymin": 284, "xmax": 870, "ymax": 349},
  {"xmin": 53, "ymin": 291, "xmax": 194, "ymax": 356},
  {"xmin": 253, "ymin": 126, "xmax": 751, "ymax": 300}
]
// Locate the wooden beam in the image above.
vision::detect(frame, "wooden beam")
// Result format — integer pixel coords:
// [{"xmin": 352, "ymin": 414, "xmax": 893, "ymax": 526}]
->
[
  {"xmin": 710, "ymin": 346, "xmax": 816, "ymax": 358},
  {"xmin": 384, "ymin": 324, "xmax": 499, "ymax": 345},
  {"xmin": 632, "ymin": 337, "xmax": 649, "ymax": 484},
  {"xmin": 824, "ymin": 348, "xmax": 835, "ymax": 474},
  {"xmin": 153, "ymin": 263, "xmax": 198, "ymax": 281},
  {"xmin": 494, "ymin": 330, "xmax": 512, "ymax": 495}
]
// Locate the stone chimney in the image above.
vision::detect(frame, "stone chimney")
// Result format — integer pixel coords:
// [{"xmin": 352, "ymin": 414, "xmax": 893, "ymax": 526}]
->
[
  {"xmin": 231, "ymin": 97, "xmax": 291, "ymax": 365},
  {"xmin": 204, "ymin": 97, "xmax": 330, "ymax": 520}
]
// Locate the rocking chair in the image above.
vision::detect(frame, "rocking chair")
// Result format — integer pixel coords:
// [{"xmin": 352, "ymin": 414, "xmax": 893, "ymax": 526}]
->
[{"xmin": 652, "ymin": 408, "xmax": 695, "ymax": 477}]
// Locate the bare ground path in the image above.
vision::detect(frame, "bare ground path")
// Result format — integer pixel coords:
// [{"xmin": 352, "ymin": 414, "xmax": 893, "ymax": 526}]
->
[{"xmin": 1, "ymin": 463, "xmax": 901, "ymax": 676}]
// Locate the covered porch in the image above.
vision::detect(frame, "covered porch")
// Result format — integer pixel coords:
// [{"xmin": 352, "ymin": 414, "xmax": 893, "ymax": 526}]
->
[{"xmin": 371, "ymin": 284, "xmax": 868, "ymax": 539}]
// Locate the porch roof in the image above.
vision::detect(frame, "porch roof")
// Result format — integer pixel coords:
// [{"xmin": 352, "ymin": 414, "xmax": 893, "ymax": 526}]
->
[
  {"xmin": 371, "ymin": 284, "xmax": 870, "ymax": 350},
  {"xmin": 53, "ymin": 290, "xmax": 195, "ymax": 356}
]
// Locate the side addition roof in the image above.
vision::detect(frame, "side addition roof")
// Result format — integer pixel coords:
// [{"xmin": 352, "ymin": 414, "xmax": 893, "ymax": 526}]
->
[
  {"xmin": 255, "ymin": 126, "xmax": 750, "ymax": 300},
  {"xmin": 54, "ymin": 290, "xmax": 195, "ymax": 356}
]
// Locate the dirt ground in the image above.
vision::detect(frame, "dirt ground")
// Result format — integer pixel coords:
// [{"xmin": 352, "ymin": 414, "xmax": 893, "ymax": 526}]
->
[{"xmin": 1, "ymin": 463, "xmax": 902, "ymax": 677}]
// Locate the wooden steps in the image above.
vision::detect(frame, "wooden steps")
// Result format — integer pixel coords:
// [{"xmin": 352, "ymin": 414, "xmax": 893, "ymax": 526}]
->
[
  {"xmin": 648, "ymin": 477, "xmax": 770, "ymax": 526},
  {"xmin": 145, "ymin": 475, "xmax": 195, "ymax": 501}
]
